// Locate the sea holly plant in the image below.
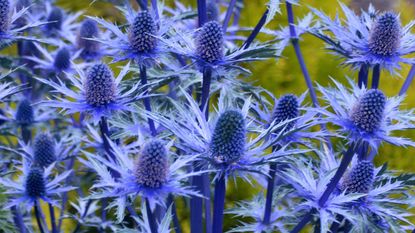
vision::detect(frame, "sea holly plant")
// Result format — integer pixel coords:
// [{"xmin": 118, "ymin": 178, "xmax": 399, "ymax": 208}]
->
[{"xmin": 0, "ymin": 1, "xmax": 415, "ymax": 233}]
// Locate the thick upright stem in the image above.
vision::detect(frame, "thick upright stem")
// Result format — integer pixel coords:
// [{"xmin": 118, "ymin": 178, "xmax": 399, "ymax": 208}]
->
[
  {"xmin": 262, "ymin": 162, "xmax": 277, "ymax": 225},
  {"xmin": 223, "ymin": 0, "xmax": 237, "ymax": 32},
  {"xmin": 49, "ymin": 203, "xmax": 57, "ymax": 233},
  {"xmin": 21, "ymin": 126, "xmax": 31, "ymax": 143},
  {"xmin": 151, "ymin": 0, "xmax": 159, "ymax": 21},
  {"xmin": 358, "ymin": 64, "xmax": 369, "ymax": 88},
  {"xmin": 139, "ymin": 65, "xmax": 157, "ymax": 136},
  {"xmin": 290, "ymin": 210, "xmax": 314, "ymax": 233},
  {"xmin": 58, "ymin": 157, "xmax": 75, "ymax": 231},
  {"xmin": 212, "ymin": 175, "xmax": 226, "ymax": 233},
  {"xmin": 99, "ymin": 117, "xmax": 116, "ymax": 161},
  {"xmin": 34, "ymin": 201, "xmax": 46, "ymax": 233},
  {"xmin": 145, "ymin": 199, "xmax": 157, "ymax": 233},
  {"xmin": 243, "ymin": 9, "xmax": 268, "ymax": 49},
  {"xmin": 399, "ymin": 65, "xmax": 415, "ymax": 96},
  {"xmin": 136, "ymin": 0, "xmax": 147, "ymax": 10},
  {"xmin": 200, "ymin": 67, "xmax": 212, "ymax": 118},
  {"xmin": 291, "ymin": 146, "xmax": 356, "ymax": 233},
  {"xmin": 167, "ymin": 195, "xmax": 182, "ymax": 233},
  {"xmin": 197, "ymin": 0, "xmax": 207, "ymax": 27},
  {"xmin": 11, "ymin": 207, "xmax": 26, "ymax": 233},
  {"xmin": 371, "ymin": 64, "xmax": 380, "ymax": 89}
]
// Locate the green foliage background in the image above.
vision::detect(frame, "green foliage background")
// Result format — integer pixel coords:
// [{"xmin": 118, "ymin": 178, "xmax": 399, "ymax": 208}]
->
[{"xmin": 3, "ymin": 0, "xmax": 414, "ymax": 232}]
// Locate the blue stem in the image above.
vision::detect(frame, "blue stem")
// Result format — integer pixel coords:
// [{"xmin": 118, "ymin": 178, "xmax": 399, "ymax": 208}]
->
[
  {"xmin": 167, "ymin": 195, "xmax": 182, "ymax": 233},
  {"xmin": 190, "ymin": 173, "xmax": 204, "ymax": 233},
  {"xmin": 49, "ymin": 203, "xmax": 57, "ymax": 233},
  {"xmin": 222, "ymin": 0, "xmax": 237, "ymax": 32},
  {"xmin": 263, "ymin": 162, "xmax": 277, "ymax": 225},
  {"xmin": 243, "ymin": 9, "xmax": 268, "ymax": 49},
  {"xmin": 21, "ymin": 126, "xmax": 31, "ymax": 143},
  {"xmin": 72, "ymin": 200, "xmax": 92, "ymax": 233},
  {"xmin": 11, "ymin": 206, "xmax": 26, "ymax": 233},
  {"xmin": 99, "ymin": 117, "xmax": 116, "ymax": 161},
  {"xmin": 291, "ymin": 146, "xmax": 356, "ymax": 233},
  {"xmin": 399, "ymin": 65, "xmax": 415, "ymax": 96},
  {"xmin": 286, "ymin": 2, "xmax": 319, "ymax": 107},
  {"xmin": 58, "ymin": 157, "xmax": 75, "ymax": 231},
  {"xmin": 145, "ymin": 199, "xmax": 158, "ymax": 233},
  {"xmin": 358, "ymin": 64, "xmax": 369, "ymax": 88},
  {"xmin": 34, "ymin": 201, "xmax": 46, "ymax": 233},
  {"xmin": 139, "ymin": 65, "xmax": 157, "ymax": 136},
  {"xmin": 290, "ymin": 209, "xmax": 314, "ymax": 233},
  {"xmin": 371, "ymin": 64, "xmax": 380, "ymax": 89},
  {"xmin": 136, "ymin": 0, "xmax": 147, "ymax": 10},
  {"xmin": 151, "ymin": 0, "xmax": 159, "ymax": 21},
  {"xmin": 197, "ymin": 0, "xmax": 207, "ymax": 27},
  {"xmin": 200, "ymin": 67, "xmax": 212, "ymax": 118},
  {"xmin": 212, "ymin": 175, "xmax": 226, "ymax": 233}
]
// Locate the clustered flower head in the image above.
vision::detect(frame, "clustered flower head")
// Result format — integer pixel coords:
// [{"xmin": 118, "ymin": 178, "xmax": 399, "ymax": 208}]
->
[
  {"xmin": 84, "ymin": 63, "xmax": 117, "ymax": 107},
  {"xmin": 196, "ymin": 20, "xmax": 224, "ymax": 64},
  {"xmin": 128, "ymin": 11, "xmax": 158, "ymax": 54},
  {"xmin": 77, "ymin": 18, "xmax": 101, "ymax": 60},
  {"xmin": 210, "ymin": 110, "xmax": 246, "ymax": 164},
  {"xmin": 272, "ymin": 94, "xmax": 299, "ymax": 131},
  {"xmin": 341, "ymin": 160, "xmax": 375, "ymax": 194},
  {"xmin": 33, "ymin": 133, "xmax": 56, "ymax": 168}
]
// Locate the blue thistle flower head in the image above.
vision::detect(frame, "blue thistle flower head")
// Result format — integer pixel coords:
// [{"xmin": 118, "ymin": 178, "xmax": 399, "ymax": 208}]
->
[
  {"xmin": 128, "ymin": 11, "xmax": 157, "ymax": 53},
  {"xmin": 369, "ymin": 12, "xmax": 400, "ymax": 57},
  {"xmin": 342, "ymin": 160, "xmax": 374, "ymax": 194},
  {"xmin": 53, "ymin": 47, "xmax": 71, "ymax": 71},
  {"xmin": 350, "ymin": 89, "xmax": 386, "ymax": 133},
  {"xmin": 77, "ymin": 18, "xmax": 100, "ymax": 59},
  {"xmin": 0, "ymin": 0, "xmax": 10, "ymax": 34},
  {"xmin": 196, "ymin": 21, "xmax": 224, "ymax": 64},
  {"xmin": 33, "ymin": 133, "xmax": 56, "ymax": 168},
  {"xmin": 318, "ymin": 78, "xmax": 415, "ymax": 151},
  {"xmin": 312, "ymin": 4, "xmax": 415, "ymax": 73},
  {"xmin": 134, "ymin": 140, "xmax": 168, "ymax": 189},
  {"xmin": 46, "ymin": 7, "xmax": 63, "ymax": 31},
  {"xmin": 84, "ymin": 63, "xmax": 117, "ymax": 107},
  {"xmin": 206, "ymin": 1, "xmax": 219, "ymax": 22},
  {"xmin": 211, "ymin": 110, "xmax": 246, "ymax": 164},
  {"xmin": 272, "ymin": 94, "xmax": 299, "ymax": 131},
  {"xmin": 25, "ymin": 166, "xmax": 46, "ymax": 198},
  {"xmin": 15, "ymin": 99, "xmax": 34, "ymax": 126}
]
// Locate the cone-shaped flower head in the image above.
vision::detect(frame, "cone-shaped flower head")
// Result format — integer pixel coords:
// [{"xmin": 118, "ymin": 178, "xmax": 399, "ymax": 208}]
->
[
  {"xmin": 369, "ymin": 12, "xmax": 401, "ymax": 57},
  {"xmin": 206, "ymin": 1, "xmax": 219, "ymax": 22},
  {"xmin": 77, "ymin": 19, "xmax": 100, "ymax": 57},
  {"xmin": 25, "ymin": 167, "xmax": 46, "ymax": 198},
  {"xmin": 0, "ymin": 0, "xmax": 10, "ymax": 33},
  {"xmin": 84, "ymin": 63, "xmax": 116, "ymax": 107},
  {"xmin": 272, "ymin": 94, "xmax": 299, "ymax": 131},
  {"xmin": 351, "ymin": 89, "xmax": 386, "ymax": 133},
  {"xmin": 211, "ymin": 110, "xmax": 246, "ymax": 164},
  {"xmin": 128, "ymin": 11, "xmax": 157, "ymax": 53},
  {"xmin": 196, "ymin": 21, "xmax": 224, "ymax": 63},
  {"xmin": 53, "ymin": 47, "xmax": 71, "ymax": 71},
  {"xmin": 46, "ymin": 7, "xmax": 63, "ymax": 31},
  {"xmin": 33, "ymin": 133, "xmax": 56, "ymax": 168},
  {"xmin": 16, "ymin": 99, "xmax": 34, "ymax": 126},
  {"xmin": 134, "ymin": 140, "xmax": 168, "ymax": 189},
  {"xmin": 342, "ymin": 160, "xmax": 374, "ymax": 194}
]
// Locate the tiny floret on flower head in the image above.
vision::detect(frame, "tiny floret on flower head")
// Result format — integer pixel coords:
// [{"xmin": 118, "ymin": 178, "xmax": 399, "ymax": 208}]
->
[
  {"xmin": 211, "ymin": 110, "xmax": 246, "ymax": 164},
  {"xmin": 369, "ymin": 12, "xmax": 401, "ymax": 57},
  {"xmin": 33, "ymin": 133, "xmax": 56, "ymax": 168},
  {"xmin": 272, "ymin": 94, "xmax": 299, "ymax": 131},
  {"xmin": 46, "ymin": 7, "xmax": 63, "ymax": 31},
  {"xmin": 77, "ymin": 19, "xmax": 100, "ymax": 56},
  {"xmin": 342, "ymin": 160, "xmax": 374, "ymax": 194},
  {"xmin": 196, "ymin": 21, "xmax": 224, "ymax": 63},
  {"xmin": 134, "ymin": 140, "xmax": 168, "ymax": 189},
  {"xmin": 351, "ymin": 89, "xmax": 386, "ymax": 133},
  {"xmin": 16, "ymin": 99, "xmax": 34, "ymax": 125},
  {"xmin": 128, "ymin": 11, "xmax": 157, "ymax": 53},
  {"xmin": 0, "ymin": 0, "xmax": 10, "ymax": 33},
  {"xmin": 25, "ymin": 166, "xmax": 46, "ymax": 198},
  {"xmin": 53, "ymin": 47, "xmax": 71, "ymax": 71},
  {"xmin": 84, "ymin": 63, "xmax": 116, "ymax": 107}
]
